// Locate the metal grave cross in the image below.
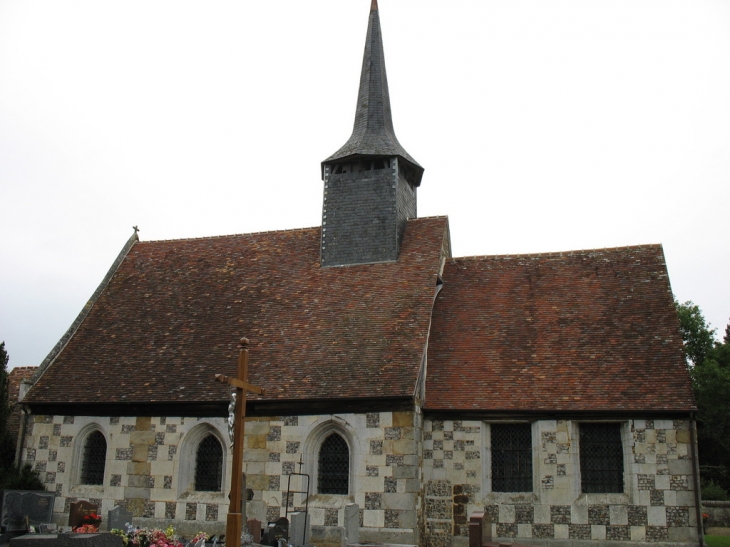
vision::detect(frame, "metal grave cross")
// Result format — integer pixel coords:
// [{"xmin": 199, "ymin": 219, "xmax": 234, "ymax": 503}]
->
[{"xmin": 215, "ymin": 337, "xmax": 264, "ymax": 546}]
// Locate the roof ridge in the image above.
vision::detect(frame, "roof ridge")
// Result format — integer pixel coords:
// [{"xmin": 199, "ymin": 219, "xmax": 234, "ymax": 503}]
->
[
  {"xmin": 9, "ymin": 366, "xmax": 37, "ymax": 373},
  {"xmin": 138, "ymin": 225, "xmax": 320, "ymax": 244},
  {"xmin": 408, "ymin": 215, "xmax": 448, "ymax": 221},
  {"xmin": 138, "ymin": 217, "xmax": 447, "ymax": 244},
  {"xmin": 451, "ymin": 243, "xmax": 663, "ymax": 262}
]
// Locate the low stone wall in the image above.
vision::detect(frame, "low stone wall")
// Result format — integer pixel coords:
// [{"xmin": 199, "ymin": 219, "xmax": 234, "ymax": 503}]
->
[{"xmin": 704, "ymin": 501, "xmax": 730, "ymax": 527}]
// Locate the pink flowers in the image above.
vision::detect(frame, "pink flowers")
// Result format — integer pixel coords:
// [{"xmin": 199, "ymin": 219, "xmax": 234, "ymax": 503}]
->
[
  {"xmin": 73, "ymin": 523, "xmax": 99, "ymax": 534},
  {"xmin": 111, "ymin": 527, "xmax": 206, "ymax": 547},
  {"xmin": 73, "ymin": 514, "xmax": 102, "ymax": 533}
]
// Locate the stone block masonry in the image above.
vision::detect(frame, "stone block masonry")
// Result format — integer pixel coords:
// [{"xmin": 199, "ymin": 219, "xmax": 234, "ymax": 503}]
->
[
  {"xmin": 20, "ymin": 411, "xmax": 698, "ymax": 546},
  {"xmin": 23, "ymin": 410, "xmax": 425, "ymax": 542},
  {"xmin": 421, "ymin": 417, "xmax": 699, "ymax": 547},
  {"xmin": 243, "ymin": 409, "xmax": 422, "ymax": 546},
  {"xmin": 20, "ymin": 414, "xmax": 231, "ymax": 536}
]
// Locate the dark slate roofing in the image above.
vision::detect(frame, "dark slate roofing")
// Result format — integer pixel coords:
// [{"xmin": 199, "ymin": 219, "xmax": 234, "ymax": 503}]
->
[
  {"xmin": 322, "ymin": 0, "xmax": 423, "ymax": 186},
  {"xmin": 24, "ymin": 217, "xmax": 449, "ymax": 406},
  {"xmin": 425, "ymin": 245, "xmax": 695, "ymax": 413}
]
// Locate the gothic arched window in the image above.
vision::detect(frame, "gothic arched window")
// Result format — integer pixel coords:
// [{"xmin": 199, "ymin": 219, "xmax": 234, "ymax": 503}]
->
[
  {"xmin": 318, "ymin": 433, "xmax": 349, "ymax": 494},
  {"xmin": 80, "ymin": 430, "xmax": 106, "ymax": 485},
  {"xmin": 195, "ymin": 434, "xmax": 223, "ymax": 492}
]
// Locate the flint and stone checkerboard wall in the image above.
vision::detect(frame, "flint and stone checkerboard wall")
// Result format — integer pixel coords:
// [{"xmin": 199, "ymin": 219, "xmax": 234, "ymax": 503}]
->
[
  {"xmin": 20, "ymin": 410, "xmax": 424, "ymax": 546},
  {"xmin": 20, "ymin": 412, "xmax": 698, "ymax": 547},
  {"xmin": 422, "ymin": 418, "xmax": 698, "ymax": 547}
]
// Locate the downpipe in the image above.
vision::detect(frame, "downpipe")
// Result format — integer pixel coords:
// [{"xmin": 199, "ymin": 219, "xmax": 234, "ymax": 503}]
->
[{"xmin": 689, "ymin": 412, "xmax": 703, "ymax": 547}]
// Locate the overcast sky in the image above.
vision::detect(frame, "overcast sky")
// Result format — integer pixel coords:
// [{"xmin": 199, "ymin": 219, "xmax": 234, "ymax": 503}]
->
[{"xmin": 1, "ymin": 1, "xmax": 729, "ymax": 369}]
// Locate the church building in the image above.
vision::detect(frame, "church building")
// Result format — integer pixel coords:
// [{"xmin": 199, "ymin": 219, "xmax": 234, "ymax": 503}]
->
[{"xmin": 19, "ymin": 2, "xmax": 700, "ymax": 547}]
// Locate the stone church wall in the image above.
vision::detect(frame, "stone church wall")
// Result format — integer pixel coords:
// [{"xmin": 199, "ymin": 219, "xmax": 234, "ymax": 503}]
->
[
  {"xmin": 422, "ymin": 418, "xmax": 699, "ymax": 547},
  {"xmin": 243, "ymin": 409, "xmax": 422, "ymax": 546},
  {"xmin": 20, "ymin": 408, "xmax": 423, "ymax": 544},
  {"xmin": 21, "ymin": 414, "xmax": 231, "ymax": 536}
]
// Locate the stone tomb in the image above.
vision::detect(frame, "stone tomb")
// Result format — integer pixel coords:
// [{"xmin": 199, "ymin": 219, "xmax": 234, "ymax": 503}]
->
[
  {"xmin": 0, "ymin": 490, "xmax": 55, "ymax": 532},
  {"xmin": 468, "ymin": 511, "xmax": 491, "ymax": 547},
  {"xmin": 68, "ymin": 500, "xmax": 99, "ymax": 528},
  {"xmin": 247, "ymin": 518, "xmax": 262, "ymax": 544},
  {"xmin": 289, "ymin": 511, "xmax": 311, "ymax": 547},
  {"xmin": 10, "ymin": 533, "xmax": 122, "ymax": 547},
  {"xmin": 107, "ymin": 506, "xmax": 133, "ymax": 532},
  {"xmin": 344, "ymin": 503, "xmax": 359, "ymax": 545},
  {"xmin": 263, "ymin": 517, "xmax": 289, "ymax": 545}
]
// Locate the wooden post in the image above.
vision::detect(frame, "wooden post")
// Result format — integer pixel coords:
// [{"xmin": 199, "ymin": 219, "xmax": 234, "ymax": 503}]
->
[{"xmin": 215, "ymin": 338, "xmax": 264, "ymax": 547}]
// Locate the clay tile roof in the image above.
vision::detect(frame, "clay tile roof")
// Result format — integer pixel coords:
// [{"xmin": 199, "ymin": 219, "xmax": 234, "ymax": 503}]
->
[
  {"xmin": 24, "ymin": 217, "xmax": 449, "ymax": 406},
  {"xmin": 426, "ymin": 245, "xmax": 695, "ymax": 413}
]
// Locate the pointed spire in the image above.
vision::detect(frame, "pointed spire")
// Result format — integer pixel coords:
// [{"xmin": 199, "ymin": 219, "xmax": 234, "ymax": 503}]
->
[{"xmin": 323, "ymin": 1, "xmax": 423, "ymax": 186}]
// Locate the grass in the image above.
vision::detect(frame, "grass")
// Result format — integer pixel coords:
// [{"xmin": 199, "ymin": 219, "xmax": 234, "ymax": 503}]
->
[{"xmin": 706, "ymin": 535, "xmax": 730, "ymax": 547}]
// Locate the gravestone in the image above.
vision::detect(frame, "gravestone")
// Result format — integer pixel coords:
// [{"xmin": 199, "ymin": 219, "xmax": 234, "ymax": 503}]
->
[
  {"xmin": 107, "ymin": 506, "xmax": 133, "ymax": 531},
  {"xmin": 246, "ymin": 518, "xmax": 262, "ymax": 544},
  {"xmin": 0, "ymin": 490, "xmax": 55, "ymax": 532},
  {"xmin": 344, "ymin": 503, "xmax": 359, "ymax": 545},
  {"xmin": 468, "ymin": 510, "xmax": 491, "ymax": 547},
  {"xmin": 262, "ymin": 517, "xmax": 288, "ymax": 546},
  {"xmin": 289, "ymin": 511, "xmax": 310, "ymax": 547},
  {"xmin": 68, "ymin": 500, "xmax": 99, "ymax": 528}
]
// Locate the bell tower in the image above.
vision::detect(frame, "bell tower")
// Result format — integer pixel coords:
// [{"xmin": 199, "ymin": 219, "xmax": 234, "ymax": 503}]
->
[{"xmin": 320, "ymin": 0, "xmax": 423, "ymax": 267}]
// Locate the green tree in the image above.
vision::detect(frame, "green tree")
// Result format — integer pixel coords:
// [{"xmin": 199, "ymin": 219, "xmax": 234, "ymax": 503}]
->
[
  {"xmin": 0, "ymin": 342, "xmax": 44, "ymax": 489},
  {"xmin": 0, "ymin": 342, "xmax": 15, "ymax": 468},
  {"xmin": 675, "ymin": 300, "xmax": 716, "ymax": 367},
  {"xmin": 675, "ymin": 301, "xmax": 730, "ymax": 494}
]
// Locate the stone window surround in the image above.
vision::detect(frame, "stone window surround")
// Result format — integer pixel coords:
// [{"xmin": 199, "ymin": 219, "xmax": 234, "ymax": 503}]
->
[
  {"xmin": 570, "ymin": 420, "xmax": 633, "ymax": 505},
  {"xmin": 177, "ymin": 421, "xmax": 228, "ymax": 500},
  {"xmin": 481, "ymin": 421, "xmax": 539, "ymax": 498},
  {"xmin": 70, "ymin": 422, "xmax": 108, "ymax": 492},
  {"xmin": 301, "ymin": 416, "xmax": 360, "ymax": 498}
]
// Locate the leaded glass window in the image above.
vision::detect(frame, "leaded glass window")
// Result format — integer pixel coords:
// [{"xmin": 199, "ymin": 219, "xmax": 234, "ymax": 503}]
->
[
  {"xmin": 81, "ymin": 430, "xmax": 106, "ymax": 485},
  {"xmin": 580, "ymin": 423, "xmax": 624, "ymax": 493},
  {"xmin": 195, "ymin": 434, "xmax": 223, "ymax": 492},
  {"xmin": 491, "ymin": 423, "xmax": 532, "ymax": 492},
  {"xmin": 318, "ymin": 433, "xmax": 349, "ymax": 495}
]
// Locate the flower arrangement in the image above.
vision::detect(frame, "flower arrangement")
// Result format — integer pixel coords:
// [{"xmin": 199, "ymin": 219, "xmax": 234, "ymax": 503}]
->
[
  {"xmin": 110, "ymin": 524, "xmax": 208, "ymax": 547},
  {"xmin": 73, "ymin": 513, "xmax": 102, "ymax": 533},
  {"xmin": 73, "ymin": 523, "xmax": 99, "ymax": 534}
]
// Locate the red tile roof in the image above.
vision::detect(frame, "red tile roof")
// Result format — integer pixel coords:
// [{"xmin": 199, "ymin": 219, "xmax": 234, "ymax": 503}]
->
[
  {"xmin": 425, "ymin": 245, "xmax": 695, "ymax": 413},
  {"xmin": 25, "ymin": 218, "xmax": 449, "ymax": 406}
]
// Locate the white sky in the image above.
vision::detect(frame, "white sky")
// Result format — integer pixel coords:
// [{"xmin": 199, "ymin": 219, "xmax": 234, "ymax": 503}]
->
[{"xmin": 1, "ymin": 1, "xmax": 729, "ymax": 369}]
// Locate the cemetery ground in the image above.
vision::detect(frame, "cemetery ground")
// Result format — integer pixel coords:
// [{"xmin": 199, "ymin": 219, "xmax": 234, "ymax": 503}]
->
[{"xmin": 706, "ymin": 528, "xmax": 730, "ymax": 547}]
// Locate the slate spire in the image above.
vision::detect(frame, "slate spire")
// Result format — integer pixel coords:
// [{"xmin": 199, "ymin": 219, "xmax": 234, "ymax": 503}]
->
[
  {"xmin": 322, "ymin": 0, "xmax": 423, "ymax": 187},
  {"xmin": 320, "ymin": 1, "xmax": 421, "ymax": 267}
]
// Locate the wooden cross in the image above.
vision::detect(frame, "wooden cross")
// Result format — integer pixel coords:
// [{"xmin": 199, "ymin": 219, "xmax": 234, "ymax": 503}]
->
[{"xmin": 215, "ymin": 337, "xmax": 264, "ymax": 546}]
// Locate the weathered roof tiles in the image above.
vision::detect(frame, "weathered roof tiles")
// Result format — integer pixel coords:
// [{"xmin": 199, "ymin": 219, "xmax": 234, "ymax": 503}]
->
[
  {"xmin": 24, "ymin": 217, "xmax": 449, "ymax": 408},
  {"xmin": 425, "ymin": 244, "xmax": 694, "ymax": 413}
]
